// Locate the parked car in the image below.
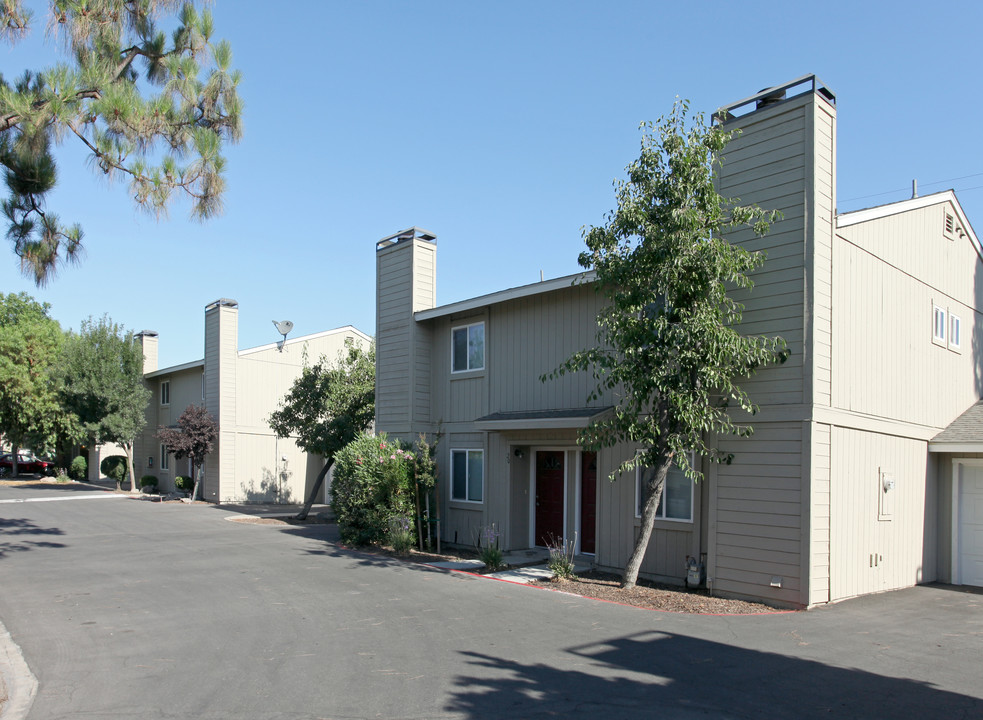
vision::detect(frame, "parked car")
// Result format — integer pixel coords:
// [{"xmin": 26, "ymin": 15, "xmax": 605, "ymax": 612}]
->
[{"xmin": 0, "ymin": 452, "xmax": 56, "ymax": 477}]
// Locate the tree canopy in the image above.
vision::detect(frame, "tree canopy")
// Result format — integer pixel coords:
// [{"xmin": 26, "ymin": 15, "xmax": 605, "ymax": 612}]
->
[
  {"xmin": 157, "ymin": 403, "xmax": 217, "ymax": 501},
  {"xmin": 59, "ymin": 315, "xmax": 149, "ymax": 489},
  {"xmin": 0, "ymin": 291, "xmax": 71, "ymax": 472},
  {"xmin": 548, "ymin": 101, "xmax": 788, "ymax": 588},
  {"xmin": 269, "ymin": 340, "xmax": 375, "ymax": 520},
  {"xmin": 1, "ymin": 1, "xmax": 242, "ymax": 284}
]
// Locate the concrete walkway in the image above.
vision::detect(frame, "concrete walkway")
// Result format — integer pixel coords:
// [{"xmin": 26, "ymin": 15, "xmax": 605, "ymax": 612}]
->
[{"xmin": 426, "ymin": 547, "xmax": 593, "ymax": 583}]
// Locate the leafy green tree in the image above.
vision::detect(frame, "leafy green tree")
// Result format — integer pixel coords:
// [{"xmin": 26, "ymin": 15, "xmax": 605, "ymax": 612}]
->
[
  {"xmin": 1, "ymin": 1, "xmax": 242, "ymax": 284},
  {"xmin": 269, "ymin": 341, "xmax": 375, "ymax": 520},
  {"xmin": 60, "ymin": 315, "xmax": 150, "ymax": 490},
  {"xmin": 548, "ymin": 101, "xmax": 788, "ymax": 589},
  {"xmin": 156, "ymin": 404, "xmax": 217, "ymax": 502},
  {"xmin": 0, "ymin": 291, "xmax": 71, "ymax": 475}
]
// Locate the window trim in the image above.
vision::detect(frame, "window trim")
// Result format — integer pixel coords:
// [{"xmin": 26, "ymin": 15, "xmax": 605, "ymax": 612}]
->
[
  {"xmin": 635, "ymin": 451, "xmax": 695, "ymax": 523},
  {"xmin": 949, "ymin": 312, "xmax": 962, "ymax": 351},
  {"xmin": 160, "ymin": 380, "xmax": 170, "ymax": 406},
  {"xmin": 160, "ymin": 444, "xmax": 170, "ymax": 472},
  {"xmin": 450, "ymin": 448, "xmax": 484, "ymax": 503},
  {"xmin": 451, "ymin": 321, "xmax": 485, "ymax": 374},
  {"xmin": 932, "ymin": 304, "xmax": 947, "ymax": 346}
]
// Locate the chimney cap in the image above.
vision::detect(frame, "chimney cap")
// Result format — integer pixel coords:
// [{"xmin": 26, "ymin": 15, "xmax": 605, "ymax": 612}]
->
[
  {"xmin": 136, "ymin": 330, "xmax": 159, "ymax": 338},
  {"xmin": 205, "ymin": 298, "xmax": 238, "ymax": 311},
  {"xmin": 714, "ymin": 74, "xmax": 835, "ymax": 124},
  {"xmin": 377, "ymin": 226, "xmax": 437, "ymax": 250}
]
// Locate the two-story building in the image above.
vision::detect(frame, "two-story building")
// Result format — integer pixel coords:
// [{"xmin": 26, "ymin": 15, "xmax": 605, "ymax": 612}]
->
[
  {"xmin": 374, "ymin": 75, "xmax": 982, "ymax": 607},
  {"xmin": 133, "ymin": 298, "xmax": 371, "ymax": 504}
]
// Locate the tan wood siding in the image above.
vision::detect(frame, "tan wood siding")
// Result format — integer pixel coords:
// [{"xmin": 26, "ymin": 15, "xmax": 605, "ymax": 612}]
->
[
  {"xmin": 832, "ymin": 222, "xmax": 982, "ymax": 428},
  {"xmin": 829, "ymin": 427, "xmax": 937, "ymax": 601},
  {"xmin": 711, "ymin": 422, "xmax": 804, "ymax": 605}
]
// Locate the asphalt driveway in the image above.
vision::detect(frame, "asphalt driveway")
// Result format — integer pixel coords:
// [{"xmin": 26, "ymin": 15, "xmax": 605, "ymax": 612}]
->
[{"xmin": 1, "ymin": 482, "xmax": 981, "ymax": 719}]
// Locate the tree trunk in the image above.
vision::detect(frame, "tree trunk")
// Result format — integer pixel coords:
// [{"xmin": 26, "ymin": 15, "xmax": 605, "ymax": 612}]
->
[
  {"xmin": 10, "ymin": 444, "xmax": 20, "ymax": 478},
  {"xmin": 295, "ymin": 459, "xmax": 333, "ymax": 521},
  {"xmin": 190, "ymin": 460, "xmax": 203, "ymax": 502},
  {"xmin": 622, "ymin": 454, "xmax": 672, "ymax": 589},
  {"xmin": 125, "ymin": 442, "xmax": 138, "ymax": 493}
]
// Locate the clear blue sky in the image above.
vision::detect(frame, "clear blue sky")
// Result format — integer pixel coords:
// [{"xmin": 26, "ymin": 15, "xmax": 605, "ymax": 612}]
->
[{"xmin": 2, "ymin": 1, "xmax": 981, "ymax": 369}]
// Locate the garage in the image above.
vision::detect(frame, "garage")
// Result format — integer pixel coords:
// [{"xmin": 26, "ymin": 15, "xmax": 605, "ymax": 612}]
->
[{"xmin": 956, "ymin": 463, "xmax": 983, "ymax": 586}]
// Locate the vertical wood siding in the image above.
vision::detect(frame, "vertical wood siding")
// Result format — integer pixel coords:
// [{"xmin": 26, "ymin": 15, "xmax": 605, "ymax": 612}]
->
[
  {"xmin": 833, "ymin": 205, "xmax": 983, "ymax": 427},
  {"xmin": 829, "ymin": 427, "xmax": 937, "ymax": 600}
]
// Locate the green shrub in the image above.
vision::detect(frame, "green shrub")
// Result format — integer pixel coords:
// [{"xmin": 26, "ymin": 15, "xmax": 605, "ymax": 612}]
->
[
  {"xmin": 140, "ymin": 475, "xmax": 158, "ymax": 490},
  {"xmin": 546, "ymin": 534, "xmax": 577, "ymax": 580},
  {"xmin": 100, "ymin": 456, "xmax": 128, "ymax": 489},
  {"xmin": 478, "ymin": 525, "xmax": 504, "ymax": 571},
  {"xmin": 387, "ymin": 516, "xmax": 415, "ymax": 554},
  {"xmin": 332, "ymin": 433, "xmax": 417, "ymax": 547},
  {"xmin": 69, "ymin": 456, "xmax": 87, "ymax": 481},
  {"xmin": 174, "ymin": 475, "xmax": 193, "ymax": 492}
]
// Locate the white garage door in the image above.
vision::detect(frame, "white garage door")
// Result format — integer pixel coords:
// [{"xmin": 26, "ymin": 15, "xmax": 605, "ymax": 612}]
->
[{"xmin": 958, "ymin": 465, "xmax": 983, "ymax": 586}]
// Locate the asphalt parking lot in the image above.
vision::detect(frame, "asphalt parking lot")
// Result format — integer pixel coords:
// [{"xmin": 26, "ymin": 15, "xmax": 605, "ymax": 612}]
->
[{"xmin": 1, "ymin": 481, "xmax": 981, "ymax": 719}]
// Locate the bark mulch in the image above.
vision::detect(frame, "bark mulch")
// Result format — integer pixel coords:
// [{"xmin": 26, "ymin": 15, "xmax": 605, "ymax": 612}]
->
[{"xmin": 228, "ymin": 516, "xmax": 785, "ymax": 614}]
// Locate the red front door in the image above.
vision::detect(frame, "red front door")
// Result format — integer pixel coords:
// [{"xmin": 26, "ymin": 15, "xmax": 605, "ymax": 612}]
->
[
  {"xmin": 580, "ymin": 452, "xmax": 597, "ymax": 554},
  {"xmin": 535, "ymin": 451, "xmax": 565, "ymax": 547}
]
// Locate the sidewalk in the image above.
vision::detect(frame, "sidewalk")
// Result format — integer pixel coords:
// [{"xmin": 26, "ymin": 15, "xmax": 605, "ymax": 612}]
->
[{"xmin": 426, "ymin": 547, "xmax": 594, "ymax": 584}]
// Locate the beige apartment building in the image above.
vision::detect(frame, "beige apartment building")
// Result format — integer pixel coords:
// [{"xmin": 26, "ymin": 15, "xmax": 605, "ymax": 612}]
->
[
  {"xmin": 133, "ymin": 299, "xmax": 371, "ymax": 504},
  {"xmin": 374, "ymin": 75, "xmax": 983, "ymax": 607}
]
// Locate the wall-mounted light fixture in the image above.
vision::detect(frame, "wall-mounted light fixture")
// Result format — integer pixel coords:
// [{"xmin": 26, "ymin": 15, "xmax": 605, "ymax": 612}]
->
[{"xmin": 514, "ymin": 448, "xmax": 524, "ymax": 459}]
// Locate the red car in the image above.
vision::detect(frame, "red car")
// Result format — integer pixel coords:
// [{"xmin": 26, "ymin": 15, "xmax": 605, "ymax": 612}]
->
[{"xmin": 0, "ymin": 452, "xmax": 56, "ymax": 477}]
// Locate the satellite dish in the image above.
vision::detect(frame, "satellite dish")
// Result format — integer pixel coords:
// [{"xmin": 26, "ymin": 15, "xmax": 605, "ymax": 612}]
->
[{"xmin": 272, "ymin": 320, "xmax": 294, "ymax": 351}]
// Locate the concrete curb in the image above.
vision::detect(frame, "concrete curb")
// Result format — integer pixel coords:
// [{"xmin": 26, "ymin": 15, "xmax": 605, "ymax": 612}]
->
[{"xmin": 0, "ymin": 618, "xmax": 37, "ymax": 720}]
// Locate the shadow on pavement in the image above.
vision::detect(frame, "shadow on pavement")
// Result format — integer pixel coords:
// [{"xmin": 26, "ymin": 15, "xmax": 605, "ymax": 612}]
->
[
  {"xmin": 0, "ymin": 517, "xmax": 67, "ymax": 558},
  {"xmin": 447, "ymin": 630, "xmax": 983, "ymax": 719}
]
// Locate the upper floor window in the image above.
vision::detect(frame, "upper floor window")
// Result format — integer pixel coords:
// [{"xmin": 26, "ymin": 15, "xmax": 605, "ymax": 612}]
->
[
  {"xmin": 635, "ymin": 452, "xmax": 694, "ymax": 522},
  {"xmin": 451, "ymin": 449, "xmax": 483, "ymax": 503},
  {"xmin": 452, "ymin": 322, "xmax": 484, "ymax": 373},
  {"xmin": 160, "ymin": 380, "xmax": 170, "ymax": 405},
  {"xmin": 949, "ymin": 313, "xmax": 962, "ymax": 351},
  {"xmin": 932, "ymin": 305, "xmax": 947, "ymax": 346}
]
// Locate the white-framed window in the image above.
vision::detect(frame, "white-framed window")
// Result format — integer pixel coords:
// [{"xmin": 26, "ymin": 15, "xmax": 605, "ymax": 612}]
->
[
  {"xmin": 451, "ymin": 322, "xmax": 485, "ymax": 373},
  {"xmin": 949, "ymin": 313, "xmax": 962, "ymax": 351},
  {"xmin": 161, "ymin": 380, "xmax": 170, "ymax": 405},
  {"xmin": 635, "ymin": 452, "xmax": 694, "ymax": 522},
  {"xmin": 932, "ymin": 304, "xmax": 947, "ymax": 346},
  {"xmin": 450, "ymin": 449, "xmax": 483, "ymax": 502},
  {"xmin": 160, "ymin": 444, "xmax": 170, "ymax": 471}
]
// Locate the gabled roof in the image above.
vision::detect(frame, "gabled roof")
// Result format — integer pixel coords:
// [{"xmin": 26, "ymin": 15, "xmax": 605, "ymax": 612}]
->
[
  {"xmin": 145, "ymin": 359, "xmax": 205, "ymax": 379},
  {"xmin": 928, "ymin": 399, "xmax": 983, "ymax": 452},
  {"xmin": 415, "ymin": 271, "xmax": 595, "ymax": 322},
  {"xmin": 837, "ymin": 190, "xmax": 981, "ymax": 260}
]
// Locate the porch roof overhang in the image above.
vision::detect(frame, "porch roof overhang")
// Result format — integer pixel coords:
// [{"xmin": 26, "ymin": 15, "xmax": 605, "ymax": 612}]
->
[
  {"xmin": 928, "ymin": 399, "xmax": 983, "ymax": 453},
  {"xmin": 474, "ymin": 407, "xmax": 613, "ymax": 431}
]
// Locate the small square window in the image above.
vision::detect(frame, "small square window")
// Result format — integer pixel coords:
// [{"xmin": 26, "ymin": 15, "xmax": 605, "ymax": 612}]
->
[
  {"xmin": 451, "ymin": 449, "xmax": 483, "ymax": 502},
  {"xmin": 949, "ymin": 313, "xmax": 962, "ymax": 351},
  {"xmin": 932, "ymin": 305, "xmax": 947, "ymax": 346},
  {"xmin": 452, "ymin": 322, "xmax": 484, "ymax": 373},
  {"xmin": 635, "ymin": 452, "xmax": 694, "ymax": 522},
  {"xmin": 160, "ymin": 380, "xmax": 170, "ymax": 405}
]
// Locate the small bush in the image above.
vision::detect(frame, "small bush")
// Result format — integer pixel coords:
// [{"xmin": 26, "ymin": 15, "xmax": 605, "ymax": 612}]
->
[
  {"xmin": 140, "ymin": 475, "xmax": 158, "ymax": 491},
  {"xmin": 100, "ymin": 456, "xmax": 128, "ymax": 488},
  {"xmin": 69, "ymin": 456, "xmax": 87, "ymax": 481},
  {"xmin": 546, "ymin": 534, "xmax": 577, "ymax": 580},
  {"xmin": 332, "ymin": 433, "xmax": 417, "ymax": 547},
  {"xmin": 388, "ymin": 516, "xmax": 414, "ymax": 554},
  {"xmin": 174, "ymin": 475, "xmax": 193, "ymax": 492},
  {"xmin": 478, "ymin": 524, "xmax": 505, "ymax": 571}
]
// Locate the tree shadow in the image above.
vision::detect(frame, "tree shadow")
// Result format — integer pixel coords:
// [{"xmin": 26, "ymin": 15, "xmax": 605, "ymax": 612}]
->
[
  {"xmin": 238, "ymin": 467, "xmax": 296, "ymax": 504},
  {"xmin": 0, "ymin": 518, "xmax": 67, "ymax": 558},
  {"xmin": 446, "ymin": 630, "xmax": 983, "ymax": 719}
]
